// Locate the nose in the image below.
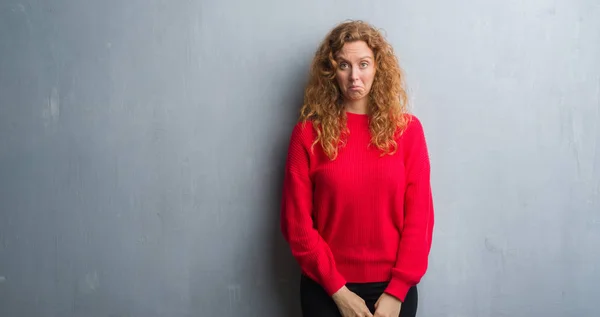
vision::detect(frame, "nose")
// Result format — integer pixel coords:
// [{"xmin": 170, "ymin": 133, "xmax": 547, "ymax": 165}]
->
[{"xmin": 350, "ymin": 67, "xmax": 359, "ymax": 81}]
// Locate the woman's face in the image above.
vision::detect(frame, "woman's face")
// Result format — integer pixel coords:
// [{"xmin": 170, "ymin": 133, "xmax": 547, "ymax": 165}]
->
[{"xmin": 334, "ymin": 41, "xmax": 376, "ymax": 103}]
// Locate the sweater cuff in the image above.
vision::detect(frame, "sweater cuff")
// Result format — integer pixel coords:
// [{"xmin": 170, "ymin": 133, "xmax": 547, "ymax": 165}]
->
[
  {"xmin": 322, "ymin": 272, "xmax": 347, "ymax": 297},
  {"xmin": 384, "ymin": 277, "xmax": 412, "ymax": 302}
]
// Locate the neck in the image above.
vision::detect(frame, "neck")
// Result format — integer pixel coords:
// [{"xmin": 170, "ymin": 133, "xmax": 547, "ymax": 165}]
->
[{"xmin": 343, "ymin": 98, "xmax": 368, "ymax": 114}]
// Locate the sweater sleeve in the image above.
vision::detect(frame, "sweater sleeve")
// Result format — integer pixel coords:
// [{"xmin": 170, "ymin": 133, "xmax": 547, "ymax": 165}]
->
[
  {"xmin": 384, "ymin": 116, "xmax": 435, "ymax": 302},
  {"xmin": 280, "ymin": 123, "xmax": 347, "ymax": 296}
]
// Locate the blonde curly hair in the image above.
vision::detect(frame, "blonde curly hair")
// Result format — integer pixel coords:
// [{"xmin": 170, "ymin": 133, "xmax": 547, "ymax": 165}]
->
[{"xmin": 299, "ymin": 20, "xmax": 410, "ymax": 160}]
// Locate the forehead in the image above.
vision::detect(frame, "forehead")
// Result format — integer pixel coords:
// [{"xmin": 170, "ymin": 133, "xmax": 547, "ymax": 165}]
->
[{"xmin": 336, "ymin": 41, "xmax": 374, "ymax": 59}]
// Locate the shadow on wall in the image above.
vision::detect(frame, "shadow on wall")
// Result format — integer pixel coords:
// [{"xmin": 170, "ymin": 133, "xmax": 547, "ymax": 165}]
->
[
  {"xmin": 185, "ymin": 49, "xmax": 312, "ymax": 316},
  {"xmin": 269, "ymin": 219, "xmax": 302, "ymax": 317},
  {"xmin": 266, "ymin": 71, "xmax": 309, "ymax": 317}
]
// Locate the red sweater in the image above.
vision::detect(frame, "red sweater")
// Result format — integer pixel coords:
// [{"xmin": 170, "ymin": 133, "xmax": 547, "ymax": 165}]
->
[{"xmin": 280, "ymin": 112, "xmax": 434, "ymax": 302}]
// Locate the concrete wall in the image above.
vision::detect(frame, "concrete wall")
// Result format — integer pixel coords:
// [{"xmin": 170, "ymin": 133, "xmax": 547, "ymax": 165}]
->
[{"xmin": 1, "ymin": 0, "xmax": 599, "ymax": 316}]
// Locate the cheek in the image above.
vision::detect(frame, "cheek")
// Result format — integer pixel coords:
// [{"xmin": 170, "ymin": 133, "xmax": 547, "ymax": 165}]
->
[{"xmin": 365, "ymin": 69, "xmax": 376, "ymax": 85}]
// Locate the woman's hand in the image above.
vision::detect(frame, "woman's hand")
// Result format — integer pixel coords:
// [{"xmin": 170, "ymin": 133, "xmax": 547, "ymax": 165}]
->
[
  {"xmin": 373, "ymin": 293, "xmax": 402, "ymax": 317},
  {"xmin": 332, "ymin": 286, "xmax": 373, "ymax": 317}
]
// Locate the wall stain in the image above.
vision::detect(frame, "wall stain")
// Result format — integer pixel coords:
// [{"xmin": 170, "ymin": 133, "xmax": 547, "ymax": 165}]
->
[
  {"xmin": 227, "ymin": 284, "xmax": 241, "ymax": 308},
  {"xmin": 78, "ymin": 271, "xmax": 100, "ymax": 294},
  {"xmin": 44, "ymin": 87, "xmax": 60, "ymax": 129}
]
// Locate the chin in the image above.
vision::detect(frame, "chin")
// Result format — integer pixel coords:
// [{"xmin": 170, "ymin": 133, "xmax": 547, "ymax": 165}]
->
[{"xmin": 346, "ymin": 94, "xmax": 366, "ymax": 101}]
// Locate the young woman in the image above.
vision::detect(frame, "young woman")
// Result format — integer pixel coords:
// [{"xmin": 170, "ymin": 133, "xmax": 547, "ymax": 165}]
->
[{"xmin": 280, "ymin": 20, "xmax": 434, "ymax": 317}]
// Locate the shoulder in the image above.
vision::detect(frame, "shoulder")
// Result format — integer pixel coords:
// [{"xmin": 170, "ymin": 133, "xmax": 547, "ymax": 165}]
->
[
  {"xmin": 400, "ymin": 113, "xmax": 426, "ymax": 140},
  {"xmin": 287, "ymin": 120, "xmax": 317, "ymax": 152},
  {"xmin": 290, "ymin": 120, "xmax": 316, "ymax": 140}
]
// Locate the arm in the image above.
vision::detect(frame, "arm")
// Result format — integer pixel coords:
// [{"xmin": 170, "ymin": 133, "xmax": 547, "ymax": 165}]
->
[
  {"xmin": 384, "ymin": 116, "xmax": 435, "ymax": 302},
  {"xmin": 280, "ymin": 123, "xmax": 347, "ymax": 296}
]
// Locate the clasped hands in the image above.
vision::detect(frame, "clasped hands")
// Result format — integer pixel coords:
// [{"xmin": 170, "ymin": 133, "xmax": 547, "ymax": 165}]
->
[{"xmin": 332, "ymin": 286, "xmax": 401, "ymax": 317}]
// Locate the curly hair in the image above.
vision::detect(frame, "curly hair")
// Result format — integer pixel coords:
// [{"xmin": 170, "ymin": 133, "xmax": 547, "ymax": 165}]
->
[{"xmin": 299, "ymin": 20, "xmax": 410, "ymax": 160}]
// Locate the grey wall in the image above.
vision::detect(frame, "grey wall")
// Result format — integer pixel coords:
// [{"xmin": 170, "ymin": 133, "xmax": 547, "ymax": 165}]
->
[{"xmin": 1, "ymin": 0, "xmax": 599, "ymax": 316}]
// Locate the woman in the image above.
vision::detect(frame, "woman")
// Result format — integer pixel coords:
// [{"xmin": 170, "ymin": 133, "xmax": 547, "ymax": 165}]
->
[{"xmin": 280, "ymin": 20, "xmax": 434, "ymax": 317}]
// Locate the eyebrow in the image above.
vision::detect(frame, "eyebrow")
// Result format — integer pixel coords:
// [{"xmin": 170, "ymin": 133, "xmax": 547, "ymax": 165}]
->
[{"xmin": 336, "ymin": 56, "xmax": 373, "ymax": 61}]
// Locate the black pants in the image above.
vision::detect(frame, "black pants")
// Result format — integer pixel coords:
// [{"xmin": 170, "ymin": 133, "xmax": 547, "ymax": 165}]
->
[{"xmin": 300, "ymin": 275, "xmax": 418, "ymax": 317}]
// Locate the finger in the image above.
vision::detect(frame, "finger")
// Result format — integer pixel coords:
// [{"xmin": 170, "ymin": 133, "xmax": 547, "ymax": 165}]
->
[{"xmin": 375, "ymin": 294, "xmax": 383, "ymax": 309}]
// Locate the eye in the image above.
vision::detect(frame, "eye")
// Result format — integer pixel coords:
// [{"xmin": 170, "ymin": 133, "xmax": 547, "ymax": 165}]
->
[
  {"xmin": 339, "ymin": 62, "xmax": 349, "ymax": 69},
  {"xmin": 360, "ymin": 62, "xmax": 369, "ymax": 68}
]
